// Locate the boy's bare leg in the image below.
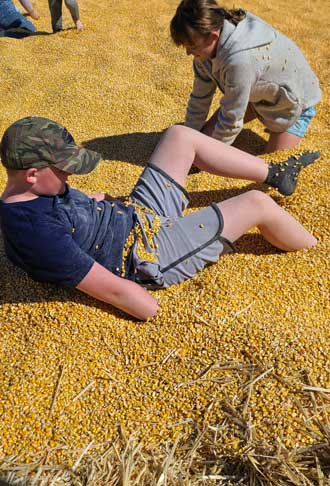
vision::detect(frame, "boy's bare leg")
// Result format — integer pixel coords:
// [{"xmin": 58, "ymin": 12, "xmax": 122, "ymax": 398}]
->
[
  {"xmin": 266, "ymin": 131, "xmax": 301, "ymax": 153},
  {"xmin": 218, "ymin": 190, "xmax": 316, "ymax": 251},
  {"xmin": 150, "ymin": 126, "xmax": 316, "ymax": 252},
  {"xmin": 149, "ymin": 125, "xmax": 268, "ymax": 187}
]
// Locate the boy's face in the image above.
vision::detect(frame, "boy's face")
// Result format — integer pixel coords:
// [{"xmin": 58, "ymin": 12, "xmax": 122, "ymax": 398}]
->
[
  {"xmin": 34, "ymin": 166, "xmax": 69, "ymax": 195},
  {"xmin": 184, "ymin": 30, "xmax": 220, "ymax": 60}
]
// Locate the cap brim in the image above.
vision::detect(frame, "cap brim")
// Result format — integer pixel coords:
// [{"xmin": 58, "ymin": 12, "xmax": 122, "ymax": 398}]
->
[{"xmin": 53, "ymin": 145, "xmax": 102, "ymax": 175}]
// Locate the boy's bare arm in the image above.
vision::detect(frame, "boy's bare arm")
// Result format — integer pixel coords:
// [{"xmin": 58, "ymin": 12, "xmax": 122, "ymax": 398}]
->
[{"xmin": 76, "ymin": 262, "xmax": 159, "ymax": 320}]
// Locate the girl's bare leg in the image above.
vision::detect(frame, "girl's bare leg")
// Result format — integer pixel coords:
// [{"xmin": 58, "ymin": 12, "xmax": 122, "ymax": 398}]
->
[
  {"xmin": 266, "ymin": 131, "xmax": 301, "ymax": 153},
  {"xmin": 149, "ymin": 125, "xmax": 268, "ymax": 187},
  {"xmin": 218, "ymin": 190, "xmax": 316, "ymax": 251},
  {"xmin": 202, "ymin": 108, "xmax": 302, "ymax": 154}
]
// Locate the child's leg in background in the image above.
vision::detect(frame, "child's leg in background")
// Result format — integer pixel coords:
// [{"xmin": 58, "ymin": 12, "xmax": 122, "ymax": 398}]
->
[
  {"xmin": 64, "ymin": 0, "xmax": 83, "ymax": 30},
  {"xmin": 201, "ymin": 106, "xmax": 316, "ymax": 154},
  {"xmin": 218, "ymin": 190, "xmax": 316, "ymax": 251},
  {"xmin": 48, "ymin": 0, "xmax": 62, "ymax": 32},
  {"xmin": 266, "ymin": 107, "xmax": 316, "ymax": 153},
  {"xmin": 266, "ymin": 132, "xmax": 301, "ymax": 153},
  {"xmin": 202, "ymin": 107, "xmax": 301, "ymax": 153}
]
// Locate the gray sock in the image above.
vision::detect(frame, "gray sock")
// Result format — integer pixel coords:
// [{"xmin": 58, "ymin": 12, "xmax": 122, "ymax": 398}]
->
[{"xmin": 265, "ymin": 151, "xmax": 320, "ymax": 196}]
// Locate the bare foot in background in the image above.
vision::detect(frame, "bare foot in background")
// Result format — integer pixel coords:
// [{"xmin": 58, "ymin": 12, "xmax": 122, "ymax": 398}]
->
[{"xmin": 76, "ymin": 20, "xmax": 84, "ymax": 31}]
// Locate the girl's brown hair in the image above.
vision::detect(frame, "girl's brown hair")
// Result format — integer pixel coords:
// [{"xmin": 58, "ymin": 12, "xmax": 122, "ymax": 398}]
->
[{"xmin": 170, "ymin": 0, "xmax": 246, "ymax": 45}]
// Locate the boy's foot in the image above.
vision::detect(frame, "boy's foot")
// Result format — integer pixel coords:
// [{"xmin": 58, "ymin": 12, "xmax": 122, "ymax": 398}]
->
[
  {"xmin": 76, "ymin": 20, "xmax": 84, "ymax": 31},
  {"xmin": 265, "ymin": 151, "xmax": 321, "ymax": 196}
]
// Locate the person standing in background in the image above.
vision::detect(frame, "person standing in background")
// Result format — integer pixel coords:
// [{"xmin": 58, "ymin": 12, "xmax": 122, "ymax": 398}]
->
[
  {"xmin": 48, "ymin": 0, "xmax": 84, "ymax": 32},
  {"xmin": 0, "ymin": 0, "xmax": 36, "ymax": 35}
]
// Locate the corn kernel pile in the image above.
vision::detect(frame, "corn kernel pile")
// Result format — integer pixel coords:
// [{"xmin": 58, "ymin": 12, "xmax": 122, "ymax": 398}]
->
[{"xmin": 0, "ymin": 0, "xmax": 329, "ymax": 471}]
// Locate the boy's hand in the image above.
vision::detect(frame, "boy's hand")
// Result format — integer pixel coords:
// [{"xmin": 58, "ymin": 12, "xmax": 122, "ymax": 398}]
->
[
  {"xmin": 89, "ymin": 193, "xmax": 120, "ymax": 203},
  {"xmin": 89, "ymin": 192, "xmax": 105, "ymax": 202}
]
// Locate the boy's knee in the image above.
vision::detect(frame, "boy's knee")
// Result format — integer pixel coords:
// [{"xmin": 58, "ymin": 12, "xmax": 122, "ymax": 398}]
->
[
  {"xmin": 246, "ymin": 190, "xmax": 275, "ymax": 209},
  {"xmin": 247, "ymin": 189, "xmax": 267, "ymax": 202},
  {"xmin": 166, "ymin": 124, "xmax": 186, "ymax": 138},
  {"xmin": 165, "ymin": 124, "xmax": 194, "ymax": 145}
]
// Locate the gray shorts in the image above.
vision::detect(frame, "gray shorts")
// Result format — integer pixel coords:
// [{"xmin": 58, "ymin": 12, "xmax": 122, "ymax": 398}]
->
[{"xmin": 129, "ymin": 163, "xmax": 235, "ymax": 288}]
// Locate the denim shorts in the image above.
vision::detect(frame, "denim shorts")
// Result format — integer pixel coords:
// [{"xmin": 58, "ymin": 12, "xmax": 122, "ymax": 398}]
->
[
  {"xmin": 129, "ymin": 163, "xmax": 235, "ymax": 288},
  {"xmin": 0, "ymin": 0, "xmax": 36, "ymax": 32},
  {"xmin": 287, "ymin": 106, "xmax": 316, "ymax": 138}
]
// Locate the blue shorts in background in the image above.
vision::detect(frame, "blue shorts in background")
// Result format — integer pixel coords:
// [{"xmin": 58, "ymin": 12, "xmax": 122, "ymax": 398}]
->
[{"xmin": 287, "ymin": 106, "xmax": 316, "ymax": 138}]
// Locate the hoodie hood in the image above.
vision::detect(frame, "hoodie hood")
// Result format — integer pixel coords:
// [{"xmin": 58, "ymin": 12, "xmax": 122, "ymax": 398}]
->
[{"xmin": 215, "ymin": 12, "xmax": 276, "ymax": 64}]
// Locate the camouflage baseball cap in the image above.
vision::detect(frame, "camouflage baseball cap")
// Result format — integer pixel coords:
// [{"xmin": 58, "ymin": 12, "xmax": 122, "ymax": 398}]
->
[{"xmin": 0, "ymin": 116, "xmax": 102, "ymax": 174}]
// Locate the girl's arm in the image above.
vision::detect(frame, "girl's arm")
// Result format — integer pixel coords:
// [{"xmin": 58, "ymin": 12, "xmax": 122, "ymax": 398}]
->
[
  {"xmin": 185, "ymin": 60, "xmax": 216, "ymax": 131},
  {"xmin": 76, "ymin": 261, "xmax": 159, "ymax": 321},
  {"xmin": 212, "ymin": 60, "xmax": 255, "ymax": 145}
]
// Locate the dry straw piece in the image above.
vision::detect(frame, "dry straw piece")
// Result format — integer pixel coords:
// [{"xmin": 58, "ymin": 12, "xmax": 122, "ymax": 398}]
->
[{"xmin": 0, "ymin": 0, "xmax": 330, "ymax": 483}]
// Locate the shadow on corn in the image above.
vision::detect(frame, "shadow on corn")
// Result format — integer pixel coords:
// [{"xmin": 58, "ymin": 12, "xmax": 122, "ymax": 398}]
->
[
  {"xmin": 187, "ymin": 183, "xmax": 268, "ymax": 208},
  {"xmin": 0, "ymin": 479, "xmax": 12, "ymax": 486},
  {"xmin": 0, "ymin": 30, "xmax": 50, "ymax": 39},
  {"xmin": 0, "ymin": 239, "xmax": 135, "ymax": 318},
  {"xmin": 83, "ymin": 131, "xmax": 163, "ymax": 166},
  {"xmin": 188, "ymin": 182, "xmax": 282, "ymax": 207},
  {"xmin": 82, "ymin": 128, "xmax": 267, "ymax": 165},
  {"xmin": 234, "ymin": 128, "xmax": 267, "ymax": 155},
  {"xmin": 235, "ymin": 233, "xmax": 282, "ymax": 255}
]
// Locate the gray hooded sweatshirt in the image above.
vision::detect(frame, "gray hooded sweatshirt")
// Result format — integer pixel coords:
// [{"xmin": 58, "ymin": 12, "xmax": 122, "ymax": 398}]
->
[{"xmin": 185, "ymin": 12, "xmax": 322, "ymax": 145}]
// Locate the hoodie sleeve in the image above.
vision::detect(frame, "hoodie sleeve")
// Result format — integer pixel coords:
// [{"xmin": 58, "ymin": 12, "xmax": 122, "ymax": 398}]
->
[
  {"xmin": 185, "ymin": 60, "xmax": 217, "ymax": 131},
  {"xmin": 212, "ymin": 58, "xmax": 256, "ymax": 144}
]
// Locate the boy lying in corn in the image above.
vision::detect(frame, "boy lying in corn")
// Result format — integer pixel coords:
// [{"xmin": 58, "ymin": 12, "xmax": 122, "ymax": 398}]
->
[{"xmin": 0, "ymin": 117, "xmax": 319, "ymax": 320}]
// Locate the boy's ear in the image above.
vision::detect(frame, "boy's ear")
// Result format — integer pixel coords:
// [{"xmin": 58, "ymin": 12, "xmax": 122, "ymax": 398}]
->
[{"xmin": 26, "ymin": 167, "xmax": 38, "ymax": 184}]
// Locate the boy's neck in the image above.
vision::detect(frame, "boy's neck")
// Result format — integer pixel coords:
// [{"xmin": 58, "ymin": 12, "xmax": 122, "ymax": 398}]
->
[{"xmin": 1, "ymin": 184, "xmax": 39, "ymax": 203}]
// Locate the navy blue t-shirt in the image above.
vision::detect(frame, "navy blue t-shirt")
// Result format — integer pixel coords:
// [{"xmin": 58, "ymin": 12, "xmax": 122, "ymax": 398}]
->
[{"xmin": 0, "ymin": 186, "xmax": 136, "ymax": 287}]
